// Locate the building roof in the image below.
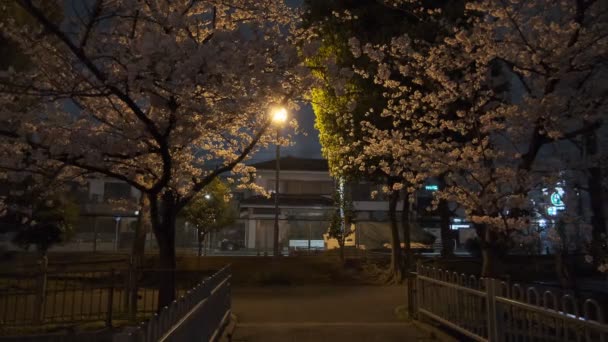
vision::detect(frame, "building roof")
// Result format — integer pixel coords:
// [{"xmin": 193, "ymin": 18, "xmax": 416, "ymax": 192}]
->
[
  {"xmin": 240, "ymin": 194, "xmax": 334, "ymax": 208},
  {"xmin": 250, "ymin": 156, "xmax": 329, "ymax": 172}
]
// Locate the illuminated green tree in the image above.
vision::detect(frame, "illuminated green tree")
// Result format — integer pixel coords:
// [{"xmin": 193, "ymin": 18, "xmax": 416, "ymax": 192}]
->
[
  {"xmin": 304, "ymin": 0, "xmax": 410, "ymax": 281},
  {"xmin": 182, "ymin": 179, "xmax": 235, "ymax": 256}
]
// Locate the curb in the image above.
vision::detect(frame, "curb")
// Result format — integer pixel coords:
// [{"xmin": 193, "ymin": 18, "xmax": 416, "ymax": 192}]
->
[
  {"xmin": 412, "ymin": 320, "xmax": 459, "ymax": 342},
  {"xmin": 218, "ymin": 314, "xmax": 238, "ymax": 342}
]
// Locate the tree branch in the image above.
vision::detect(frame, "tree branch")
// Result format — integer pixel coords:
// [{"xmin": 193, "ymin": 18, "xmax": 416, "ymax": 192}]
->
[
  {"xmin": 17, "ymin": 0, "xmax": 164, "ymax": 144},
  {"xmin": 178, "ymin": 119, "xmax": 272, "ymax": 209}
]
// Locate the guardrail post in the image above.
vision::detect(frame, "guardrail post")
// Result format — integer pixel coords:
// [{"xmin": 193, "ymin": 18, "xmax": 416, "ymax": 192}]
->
[
  {"xmin": 485, "ymin": 278, "xmax": 499, "ymax": 341},
  {"xmin": 33, "ymin": 256, "xmax": 48, "ymax": 324}
]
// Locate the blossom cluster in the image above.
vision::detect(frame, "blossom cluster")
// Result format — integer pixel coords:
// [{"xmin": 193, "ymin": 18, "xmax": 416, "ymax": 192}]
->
[{"xmin": 318, "ymin": 0, "xmax": 607, "ymax": 249}]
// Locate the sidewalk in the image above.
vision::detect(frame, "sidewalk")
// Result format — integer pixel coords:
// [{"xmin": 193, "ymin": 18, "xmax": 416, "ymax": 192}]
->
[{"xmin": 230, "ymin": 286, "xmax": 436, "ymax": 342}]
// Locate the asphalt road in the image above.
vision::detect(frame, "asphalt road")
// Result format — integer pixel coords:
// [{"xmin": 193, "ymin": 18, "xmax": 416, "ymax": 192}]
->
[{"xmin": 231, "ymin": 286, "xmax": 436, "ymax": 342}]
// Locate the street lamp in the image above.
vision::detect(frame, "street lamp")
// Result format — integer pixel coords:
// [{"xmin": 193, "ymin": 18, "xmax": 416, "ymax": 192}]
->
[
  {"xmin": 114, "ymin": 217, "xmax": 122, "ymax": 251},
  {"xmin": 271, "ymin": 106, "xmax": 287, "ymax": 257}
]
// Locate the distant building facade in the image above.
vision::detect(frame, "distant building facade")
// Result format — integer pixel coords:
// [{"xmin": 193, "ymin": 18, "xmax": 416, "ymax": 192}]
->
[
  {"xmin": 238, "ymin": 156, "xmax": 459, "ymax": 253},
  {"xmin": 240, "ymin": 157, "xmax": 335, "ymax": 254}
]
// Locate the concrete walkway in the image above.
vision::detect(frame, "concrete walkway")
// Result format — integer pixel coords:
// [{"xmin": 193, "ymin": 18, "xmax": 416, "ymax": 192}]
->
[{"xmin": 230, "ymin": 286, "xmax": 435, "ymax": 342}]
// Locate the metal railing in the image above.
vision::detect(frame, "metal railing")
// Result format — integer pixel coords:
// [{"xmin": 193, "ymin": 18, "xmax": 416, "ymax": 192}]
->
[
  {"xmin": 115, "ymin": 265, "xmax": 232, "ymax": 342},
  {"xmin": 0, "ymin": 269, "xmax": 124, "ymax": 326},
  {"xmin": 0, "ymin": 261, "xmax": 214, "ymax": 330},
  {"xmin": 414, "ymin": 264, "xmax": 608, "ymax": 342}
]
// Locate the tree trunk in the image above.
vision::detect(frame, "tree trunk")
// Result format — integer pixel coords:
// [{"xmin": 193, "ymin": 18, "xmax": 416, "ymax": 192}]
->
[
  {"xmin": 476, "ymin": 223, "xmax": 499, "ymax": 278},
  {"xmin": 586, "ymin": 131, "xmax": 607, "ymax": 262},
  {"xmin": 438, "ymin": 176, "xmax": 454, "ymax": 257},
  {"xmin": 132, "ymin": 196, "xmax": 150, "ymax": 266},
  {"xmin": 481, "ymin": 246, "xmax": 498, "ymax": 278},
  {"xmin": 388, "ymin": 183, "xmax": 403, "ymax": 281},
  {"xmin": 439, "ymin": 200, "xmax": 453, "ymax": 257},
  {"xmin": 401, "ymin": 190, "xmax": 411, "ymax": 272},
  {"xmin": 149, "ymin": 193, "xmax": 178, "ymax": 311},
  {"xmin": 555, "ymin": 250, "xmax": 576, "ymax": 290},
  {"xmin": 338, "ymin": 240, "xmax": 345, "ymax": 265},
  {"xmin": 156, "ymin": 229, "xmax": 176, "ymax": 310}
]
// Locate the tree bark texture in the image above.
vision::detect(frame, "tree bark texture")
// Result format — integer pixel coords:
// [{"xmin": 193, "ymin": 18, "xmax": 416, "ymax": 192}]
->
[
  {"xmin": 132, "ymin": 195, "xmax": 150, "ymax": 266},
  {"xmin": 388, "ymin": 183, "xmax": 403, "ymax": 281},
  {"xmin": 401, "ymin": 190, "xmax": 411, "ymax": 272},
  {"xmin": 439, "ymin": 199, "xmax": 453, "ymax": 257},
  {"xmin": 475, "ymin": 223, "xmax": 500, "ymax": 278},
  {"xmin": 555, "ymin": 250, "xmax": 576, "ymax": 290},
  {"xmin": 438, "ymin": 175, "xmax": 454, "ymax": 257},
  {"xmin": 149, "ymin": 193, "xmax": 178, "ymax": 310},
  {"xmin": 586, "ymin": 131, "xmax": 607, "ymax": 262}
]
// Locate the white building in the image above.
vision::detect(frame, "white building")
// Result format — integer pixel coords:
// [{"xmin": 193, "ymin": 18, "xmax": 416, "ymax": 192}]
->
[
  {"xmin": 240, "ymin": 157, "xmax": 335, "ymax": 253},
  {"xmin": 238, "ymin": 157, "xmax": 453, "ymax": 253}
]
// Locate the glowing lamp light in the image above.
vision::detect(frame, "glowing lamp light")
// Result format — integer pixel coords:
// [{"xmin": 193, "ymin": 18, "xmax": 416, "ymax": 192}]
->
[
  {"xmin": 271, "ymin": 107, "xmax": 288, "ymax": 124},
  {"xmin": 204, "ymin": 194, "xmax": 211, "ymax": 200}
]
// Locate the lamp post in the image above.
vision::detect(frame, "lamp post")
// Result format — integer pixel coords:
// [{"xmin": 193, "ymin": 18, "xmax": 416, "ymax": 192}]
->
[
  {"xmin": 114, "ymin": 217, "xmax": 121, "ymax": 251},
  {"xmin": 271, "ymin": 107, "xmax": 287, "ymax": 257}
]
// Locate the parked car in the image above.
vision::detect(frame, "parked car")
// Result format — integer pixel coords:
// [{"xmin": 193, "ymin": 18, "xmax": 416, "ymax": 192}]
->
[
  {"xmin": 382, "ymin": 242, "xmax": 434, "ymax": 253},
  {"xmin": 219, "ymin": 238, "xmax": 244, "ymax": 251}
]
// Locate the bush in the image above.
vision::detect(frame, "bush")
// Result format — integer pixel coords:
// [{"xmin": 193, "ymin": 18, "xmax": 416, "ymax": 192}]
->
[
  {"xmin": 464, "ymin": 237, "xmax": 510, "ymax": 258},
  {"xmin": 12, "ymin": 222, "xmax": 66, "ymax": 254}
]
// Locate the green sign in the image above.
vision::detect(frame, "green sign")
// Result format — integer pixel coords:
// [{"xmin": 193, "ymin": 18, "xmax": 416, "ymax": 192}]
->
[{"xmin": 550, "ymin": 188, "xmax": 565, "ymax": 207}]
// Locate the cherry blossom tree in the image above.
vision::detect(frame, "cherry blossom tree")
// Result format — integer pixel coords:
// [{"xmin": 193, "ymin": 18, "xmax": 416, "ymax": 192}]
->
[
  {"xmin": 0, "ymin": 0, "xmax": 306, "ymax": 307},
  {"xmin": 303, "ymin": 0, "xmax": 464, "ymax": 280},
  {"xmin": 345, "ymin": 0, "xmax": 607, "ymax": 277},
  {"xmin": 303, "ymin": 2, "xmax": 406, "ymax": 280}
]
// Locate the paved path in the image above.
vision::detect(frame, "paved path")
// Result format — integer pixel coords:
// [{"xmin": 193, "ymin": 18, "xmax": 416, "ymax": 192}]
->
[{"xmin": 231, "ymin": 286, "xmax": 435, "ymax": 342}]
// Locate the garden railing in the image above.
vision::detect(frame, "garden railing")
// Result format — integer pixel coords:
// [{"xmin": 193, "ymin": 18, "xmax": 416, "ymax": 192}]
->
[
  {"xmin": 0, "ymin": 259, "xmax": 221, "ymax": 332},
  {"xmin": 413, "ymin": 264, "xmax": 608, "ymax": 342}
]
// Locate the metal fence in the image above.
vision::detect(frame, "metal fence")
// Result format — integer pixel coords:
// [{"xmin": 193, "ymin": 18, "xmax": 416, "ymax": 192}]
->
[
  {"xmin": 0, "ymin": 262, "xmax": 213, "ymax": 330},
  {"xmin": 414, "ymin": 264, "xmax": 608, "ymax": 342},
  {"xmin": 115, "ymin": 265, "xmax": 232, "ymax": 342}
]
